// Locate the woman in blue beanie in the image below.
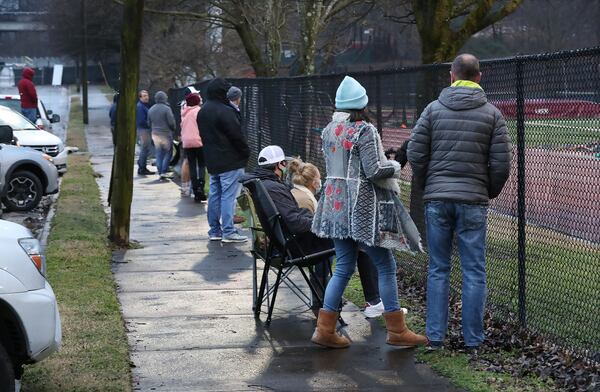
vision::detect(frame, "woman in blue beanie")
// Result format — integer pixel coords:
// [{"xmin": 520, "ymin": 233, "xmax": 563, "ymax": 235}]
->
[{"xmin": 311, "ymin": 76, "xmax": 427, "ymax": 348}]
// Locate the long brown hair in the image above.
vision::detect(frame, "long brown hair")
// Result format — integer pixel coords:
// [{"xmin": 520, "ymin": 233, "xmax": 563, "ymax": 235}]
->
[{"xmin": 348, "ymin": 108, "xmax": 371, "ymax": 123}]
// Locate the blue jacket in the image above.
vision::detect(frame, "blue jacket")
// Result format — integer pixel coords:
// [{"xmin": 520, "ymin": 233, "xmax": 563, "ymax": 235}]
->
[
  {"xmin": 136, "ymin": 101, "xmax": 150, "ymax": 130},
  {"xmin": 109, "ymin": 103, "xmax": 117, "ymax": 127}
]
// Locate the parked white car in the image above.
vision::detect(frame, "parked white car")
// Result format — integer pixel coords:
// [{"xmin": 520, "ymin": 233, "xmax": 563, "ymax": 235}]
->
[
  {"xmin": 0, "ymin": 219, "xmax": 61, "ymax": 391},
  {"xmin": 0, "ymin": 95, "xmax": 61, "ymax": 133},
  {"xmin": 0, "ymin": 126, "xmax": 59, "ymax": 212},
  {"xmin": 0, "ymin": 106, "xmax": 67, "ymax": 173}
]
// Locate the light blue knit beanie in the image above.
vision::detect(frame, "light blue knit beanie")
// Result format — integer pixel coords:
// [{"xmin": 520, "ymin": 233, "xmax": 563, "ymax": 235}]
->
[{"xmin": 335, "ymin": 75, "xmax": 368, "ymax": 110}]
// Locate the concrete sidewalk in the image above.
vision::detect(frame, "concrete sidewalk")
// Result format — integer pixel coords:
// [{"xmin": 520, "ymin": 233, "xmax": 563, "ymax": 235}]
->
[{"xmin": 86, "ymin": 86, "xmax": 459, "ymax": 391}]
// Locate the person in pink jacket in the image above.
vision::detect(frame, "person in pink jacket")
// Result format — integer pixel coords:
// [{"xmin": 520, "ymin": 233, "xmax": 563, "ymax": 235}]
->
[{"xmin": 180, "ymin": 93, "xmax": 207, "ymax": 202}]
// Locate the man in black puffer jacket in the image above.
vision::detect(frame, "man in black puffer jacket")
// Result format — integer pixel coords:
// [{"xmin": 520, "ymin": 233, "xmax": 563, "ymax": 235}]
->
[
  {"xmin": 197, "ymin": 78, "xmax": 250, "ymax": 243},
  {"xmin": 407, "ymin": 54, "xmax": 512, "ymax": 354}
]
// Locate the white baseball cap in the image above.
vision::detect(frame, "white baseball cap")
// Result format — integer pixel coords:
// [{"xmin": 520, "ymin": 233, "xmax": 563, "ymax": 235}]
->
[{"xmin": 258, "ymin": 145, "xmax": 286, "ymax": 166}]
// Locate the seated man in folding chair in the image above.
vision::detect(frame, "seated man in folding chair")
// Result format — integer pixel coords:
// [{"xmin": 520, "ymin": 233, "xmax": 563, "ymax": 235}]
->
[{"xmin": 240, "ymin": 145, "xmax": 333, "ymax": 315}]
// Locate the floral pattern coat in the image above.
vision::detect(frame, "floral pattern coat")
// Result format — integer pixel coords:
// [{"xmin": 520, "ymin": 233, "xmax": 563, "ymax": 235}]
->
[{"xmin": 311, "ymin": 112, "xmax": 422, "ymax": 252}]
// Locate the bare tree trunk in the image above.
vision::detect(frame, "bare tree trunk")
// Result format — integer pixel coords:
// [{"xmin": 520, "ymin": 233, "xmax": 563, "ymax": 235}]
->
[{"xmin": 109, "ymin": 0, "xmax": 144, "ymax": 246}]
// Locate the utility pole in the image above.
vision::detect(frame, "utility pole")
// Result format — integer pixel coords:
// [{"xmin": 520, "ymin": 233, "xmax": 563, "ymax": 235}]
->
[
  {"xmin": 109, "ymin": 0, "xmax": 145, "ymax": 246},
  {"xmin": 81, "ymin": 0, "xmax": 89, "ymax": 124}
]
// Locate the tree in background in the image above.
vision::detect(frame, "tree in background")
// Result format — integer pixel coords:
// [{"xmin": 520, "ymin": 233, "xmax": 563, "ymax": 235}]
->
[
  {"xmin": 384, "ymin": 0, "xmax": 523, "ymax": 63},
  {"xmin": 44, "ymin": 0, "xmax": 121, "ymax": 62},
  {"xmin": 121, "ymin": 0, "xmax": 375, "ymax": 77},
  {"xmin": 109, "ymin": 0, "xmax": 145, "ymax": 246}
]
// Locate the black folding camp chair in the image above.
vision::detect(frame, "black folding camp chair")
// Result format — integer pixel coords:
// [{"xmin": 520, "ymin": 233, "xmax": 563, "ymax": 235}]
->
[{"xmin": 241, "ymin": 178, "xmax": 336, "ymax": 326}]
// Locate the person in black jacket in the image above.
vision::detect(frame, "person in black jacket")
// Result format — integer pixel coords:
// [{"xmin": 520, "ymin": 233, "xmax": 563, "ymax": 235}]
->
[
  {"xmin": 407, "ymin": 54, "xmax": 512, "ymax": 354},
  {"xmin": 240, "ymin": 145, "xmax": 333, "ymax": 313},
  {"xmin": 197, "ymin": 78, "xmax": 250, "ymax": 243}
]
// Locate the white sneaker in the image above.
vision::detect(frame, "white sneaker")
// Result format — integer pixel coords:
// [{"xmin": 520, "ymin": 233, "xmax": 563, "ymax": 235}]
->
[
  {"xmin": 222, "ymin": 233, "xmax": 248, "ymax": 243},
  {"xmin": 363, "ymin": 301, "xmax": 385, "ymax": 318},
  {"xmin": 363, "ymin": 301, "xmax": 408, "ymax": 318},
  {"xmin": 209, "ymin": 235, "xmax": 222, "ymax": 241}
]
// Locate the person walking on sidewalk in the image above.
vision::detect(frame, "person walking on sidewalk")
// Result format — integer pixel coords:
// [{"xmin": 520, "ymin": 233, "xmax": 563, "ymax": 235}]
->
[
  {"xmin": 136, "ymin": 90, "xmax": 154, "ymax": 175},
  {"xmin": 148, "ymin": 90, "xmax": 176, "ymax": 180},
  {"xmin": 17, "ymin": 67, "xmax": 38, "ymax": 123},
  {"xmin": 407, "ymin": 54, "xmax": 512, "ymax": 354},
  {"xmin": 311, "ymin": 76, "xmax": 426, "ymax": 349},
  {"xmin": 197, "ymin": 78, "xmax": 250, "ymax": 243},
  {"xmin": 180, "ymin": 92, "xmax": 207, "ymax": 202}
]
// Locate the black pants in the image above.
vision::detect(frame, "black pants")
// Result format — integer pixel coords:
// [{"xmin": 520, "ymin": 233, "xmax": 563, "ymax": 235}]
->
[
  {"xmin": 184, "ymin": 147, "xmax": 206, "ymax": 196},
  {"xmin": 357, "ymin": 251, "xmax": 380, "ymax": 304}
]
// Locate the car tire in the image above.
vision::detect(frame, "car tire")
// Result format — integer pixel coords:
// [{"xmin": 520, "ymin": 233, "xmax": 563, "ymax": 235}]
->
[
  {"xmin": 1, "ymin": 170, "xmax": 44, "ymax": 212},
  {"xmin": 0, "ymin": 342, "xmax": 15, "ymax": 392}
]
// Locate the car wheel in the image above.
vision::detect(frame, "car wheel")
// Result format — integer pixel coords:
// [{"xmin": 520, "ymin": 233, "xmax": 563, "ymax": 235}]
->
[
  {"xmin": 1, "ymin": 170, "xmax": 44, "ymax": 212},
  {"xmin": 0, "ymin": 342, "xmax": 15, "ymax": 392}
]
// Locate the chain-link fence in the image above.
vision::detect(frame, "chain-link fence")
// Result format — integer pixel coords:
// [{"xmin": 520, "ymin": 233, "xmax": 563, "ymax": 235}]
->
[{"xmin": 169, "ymin": 47, "xmax": 600, "ymax": 361}]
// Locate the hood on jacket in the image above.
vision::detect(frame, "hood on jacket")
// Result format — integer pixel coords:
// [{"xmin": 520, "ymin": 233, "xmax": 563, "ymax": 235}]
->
[
  {"xmin": 438, "ymin": 86, "xmax": 487, "ymax": 111},
  {"xmin": 181, "ymin": 104, "xmax": 199, "ymax": 119},
  {"xmin": 154, "ymin": 91, "xmax": 168, "ymax": 104},
  {"xmin": 22, "ymin": 67, "xmax": 35, "ymax": 80},
  {"xmin": 240, "ymin": 167, "xmax": 279, "ymax": 184},
  {"xmin": 206, "ymin": 78, "xmax": 231, "ymax": 102}
]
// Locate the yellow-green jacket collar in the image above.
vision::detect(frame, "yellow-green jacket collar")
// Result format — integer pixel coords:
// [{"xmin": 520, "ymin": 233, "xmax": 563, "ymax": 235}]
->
[{"xmin": 451, "ymin": 80, "xmax": 483, "ymax": 90}]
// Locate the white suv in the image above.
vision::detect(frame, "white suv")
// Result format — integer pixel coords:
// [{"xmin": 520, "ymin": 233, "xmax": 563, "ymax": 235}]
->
[
  {"xmin": 0, "ymin": 95, "xmax": 61, "ymax": 133},
  {"xmin": 0, "ymin": 219, "xmax": 61, "ymax": 390},
  {"xmin": 0, "ymin": 106, "xmax": 67, "ymax": 173}
]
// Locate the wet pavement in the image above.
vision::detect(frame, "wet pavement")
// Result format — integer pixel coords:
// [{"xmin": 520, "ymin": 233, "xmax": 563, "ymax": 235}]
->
[{"xmin": 86, "ymin": 85, "xmax": 460, "ymax": 391}]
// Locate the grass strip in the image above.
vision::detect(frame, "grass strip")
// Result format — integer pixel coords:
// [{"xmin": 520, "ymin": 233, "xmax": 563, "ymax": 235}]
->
[
  {"xmin": 343, "ymin": 275, "xmax": 556, "ymax": 392},
  {"xmin": 22, "ymin": 97, "xmax": 131, "ymax": 392}
]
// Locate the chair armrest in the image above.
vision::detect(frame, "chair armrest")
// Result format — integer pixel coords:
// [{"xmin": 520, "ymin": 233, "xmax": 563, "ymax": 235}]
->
[{"xmin": 287, "ymin": 248, "xmax": 336, "ymax": 266}]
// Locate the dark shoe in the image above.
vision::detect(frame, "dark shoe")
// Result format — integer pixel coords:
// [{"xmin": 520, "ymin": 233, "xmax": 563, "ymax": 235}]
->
[
  {"xmin": 383, "ymin": 310, "xmax": 428, "ymax": 347},
  {"xmin": 138, "ymin": 168, "xmax": 155, "ymax": 175},
  {"xmin": 194, "ymin": 192, "xmax": 207, "ymax": 203},
  {"xmin": 311, "ymin": 309, "xmax": 350, "ymax": 348},
  {"xmin": 425, "ymin": 341, "xmax": 444, "ymax": 353},
  {"xmin": 233, "ymin": 215, "xmax": 246, "ymax": 224}
]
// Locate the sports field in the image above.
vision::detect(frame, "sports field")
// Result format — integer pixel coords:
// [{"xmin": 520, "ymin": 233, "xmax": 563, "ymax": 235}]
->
[{"xmin": 506, "ymin": 118, "xmax": 600, "ymax": 147}]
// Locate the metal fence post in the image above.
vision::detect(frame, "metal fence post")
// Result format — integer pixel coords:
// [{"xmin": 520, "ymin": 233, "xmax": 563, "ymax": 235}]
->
[
  {"xmin": 515, "ymin": 58, "xmax": 527, "ymax": 327},
  {"xmin": 257, "ymin": 81, "xmax": 263, "ymax": 152},
  {"xmin": 375, "ymin": 74, "xmax": 383, "ymax": 134}
]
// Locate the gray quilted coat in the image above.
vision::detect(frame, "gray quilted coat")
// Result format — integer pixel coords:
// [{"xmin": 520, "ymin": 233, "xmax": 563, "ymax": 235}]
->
[
  {"xmin": 311, "ymin": 112, "xmax": 422, "ymax": 252},
  {"xmin": 407, "ymin": 86, "xmax": 512, "ymax": 203}
]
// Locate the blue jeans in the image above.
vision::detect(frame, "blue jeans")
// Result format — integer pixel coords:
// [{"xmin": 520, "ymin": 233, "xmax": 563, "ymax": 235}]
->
[
  {"xmin": 323, "ymin": 238, "xmax": 400, "ymax": 313},
  {"xmin": 425, "ymin": 201, "xmax": 488, "ymax": 347},
  {"xmin": 207, "ymin": 168, "xmax": 244, "ymax": 238},
  {"xmin": 21, "ymin": 108, "xmax": 37, "ymax": 123},
  {"xmin": 137, "ymin": 129, "xmax": 153, "ymax": 170},
  {"xmin": 152, "ymin": 133, "xmax": 172, "ymax": 174}
]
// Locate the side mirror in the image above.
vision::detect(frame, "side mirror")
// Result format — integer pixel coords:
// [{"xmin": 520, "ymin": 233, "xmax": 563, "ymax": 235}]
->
[
  {"xmin": 0, "ymin": 125, "xmax": 14, "ymax": 144},
  {"xmin": 51, "ymin": 114, "xmax": 60, "ymax": 123}
]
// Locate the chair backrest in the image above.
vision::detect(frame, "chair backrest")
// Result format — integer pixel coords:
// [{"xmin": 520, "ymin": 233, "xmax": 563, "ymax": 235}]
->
[
  {"xmin": 242, "ymin": 179, "xmax": 290, "ymax": 254},
  {"xmin": 238, "ymin": 187, "xmax": 269, "ymax": 258}
]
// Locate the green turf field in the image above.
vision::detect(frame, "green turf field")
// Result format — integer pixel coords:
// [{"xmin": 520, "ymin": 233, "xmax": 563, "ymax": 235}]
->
[{"xmin": 506, "ymin": 118, "xmax": 600, "ymax": 146}]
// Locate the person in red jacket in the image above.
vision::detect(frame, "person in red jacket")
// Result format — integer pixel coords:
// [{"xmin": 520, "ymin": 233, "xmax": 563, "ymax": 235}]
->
[{"xmin": 17, "ymin": 68, "xmax": 38, "ymax": 123}]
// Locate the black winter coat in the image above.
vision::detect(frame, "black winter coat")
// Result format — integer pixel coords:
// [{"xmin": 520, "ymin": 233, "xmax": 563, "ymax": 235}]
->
[
  {"xmin": 197, "ymin": 78, "xmax": 250, "ymax": 174},
  {"xmin": 240, "ymin": 167, "xmax": 313, "ymax": 235},
  {"xmin": 407, "ymin": 86, "xmax": 512, "ymax": 204}
]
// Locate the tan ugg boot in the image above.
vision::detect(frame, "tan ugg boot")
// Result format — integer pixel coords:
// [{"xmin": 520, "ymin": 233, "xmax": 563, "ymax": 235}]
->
[
  {"xmin": 311, "ymin": 309, "xmax": 350, "ymax": 348},
  {"xmin": 383, "ymin": 310, "xmax": 428, "ymax": 347}
]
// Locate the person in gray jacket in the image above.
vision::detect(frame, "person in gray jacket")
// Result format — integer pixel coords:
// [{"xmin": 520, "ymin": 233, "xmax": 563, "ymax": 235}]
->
[
  {"xmin": 148, "ymin": 91, "xmax": 176, "ymax": 179},
  {"xmin": 408, "ymin": 54, "xmax": 512, "ymax": 354}
]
